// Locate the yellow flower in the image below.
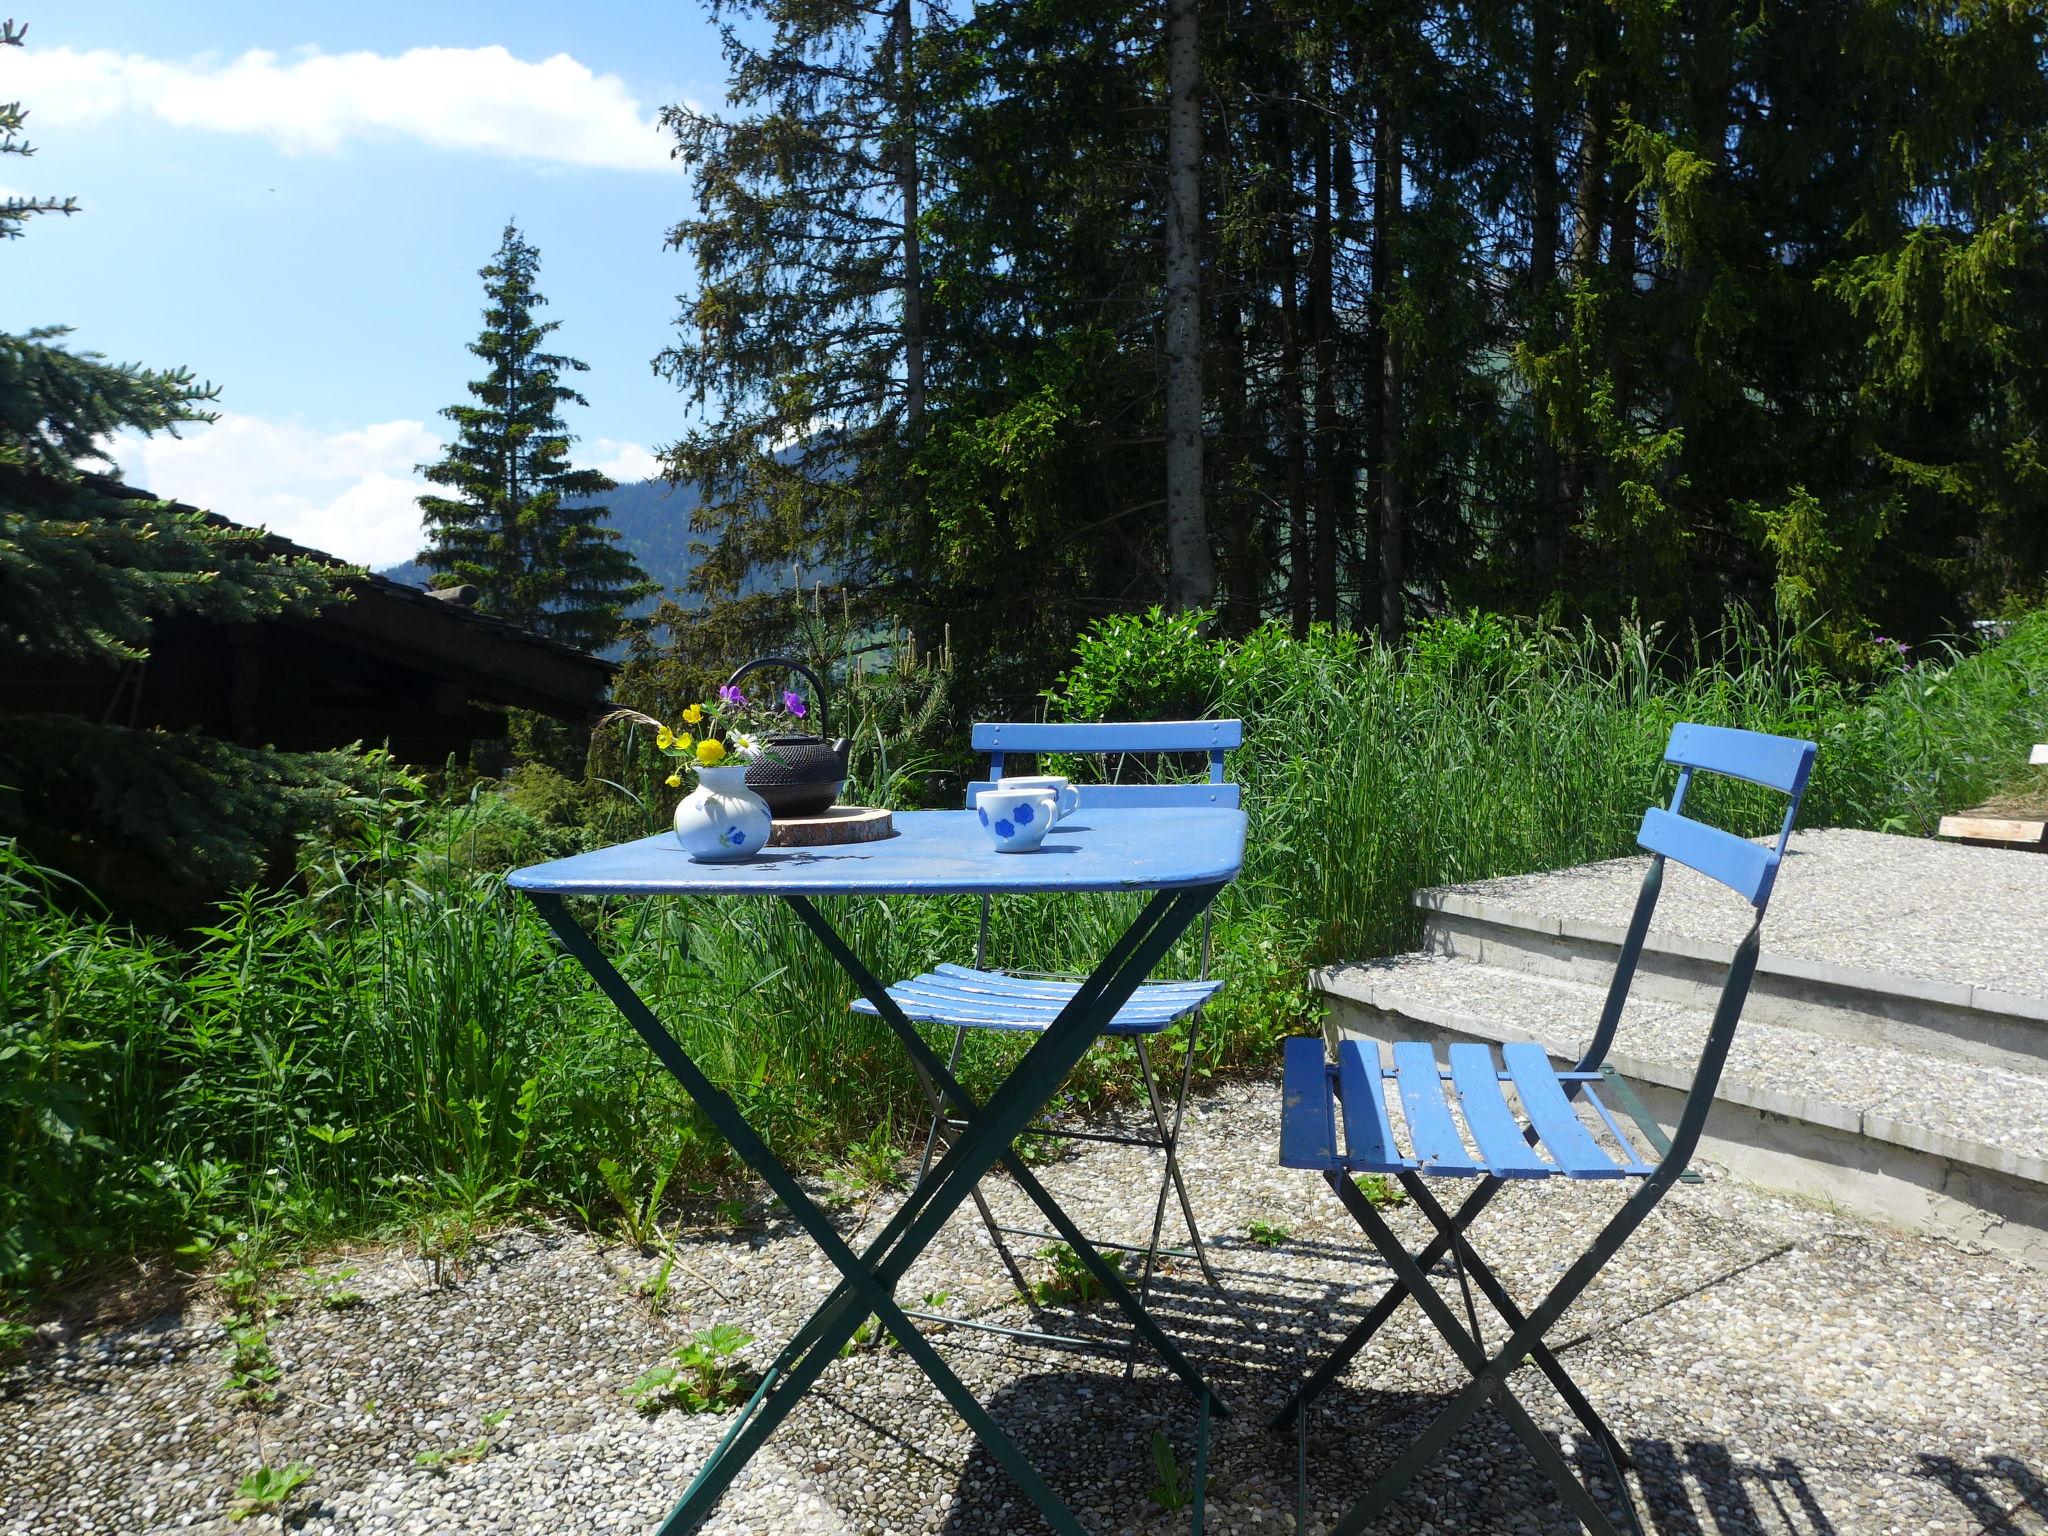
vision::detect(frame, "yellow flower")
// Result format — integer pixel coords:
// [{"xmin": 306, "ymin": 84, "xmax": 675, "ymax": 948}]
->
[
  {"xmin": 681, "ymin": 703, "xmax": 704, "ymax": 725},
  {"xmin": 674, "ymin": 732, "xmax": 693, "ymax": 751},
  {"xmin": 695, "ymin": 737, "xmax": 727, "ymax": 767},
  {"xmin": 655, "ymin": 726, "xmax": 674, "ymax": 749},
  {"xmin": 665, "ymin": 772, "xmax": 682, "ymax": 789}
]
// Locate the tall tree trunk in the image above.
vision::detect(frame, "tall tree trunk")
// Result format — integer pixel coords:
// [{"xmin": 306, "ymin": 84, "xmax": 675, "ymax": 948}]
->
[
  {"xmin": 1528, "ymin": 4, "xmax": 1565, "ymax": 583},
  {"xmin": 1163, "ymin": 0, "xmax": 1215, "ymax": 612},
  {"xmin": 1217, "ymin": 284, "xmax": 1261, "ymax": 634},
  {"xmin": 1373, "ymin": 96, "xmax": 1404, "ymax": 642},
  {"xmin": 1281, "ymin": 196, "xmax": 1312, "ymax": 638},
  {"xmin": 1309, "ymin": 97, "xmax": 1340, "ymax": 627},
  {"xmin": 893, "ymin": 0, "xmax": 925, "ymax": 433}
]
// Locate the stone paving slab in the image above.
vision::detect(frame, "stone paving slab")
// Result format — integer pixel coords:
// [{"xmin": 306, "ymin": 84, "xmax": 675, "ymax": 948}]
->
[
  {"xmin": 1421, "ymin": 829, "xmax": 2048, "ymax": 1002},
  {"xmin": 5, "ymin": 1079, "xmax": 2046, "ymax": 1536}
]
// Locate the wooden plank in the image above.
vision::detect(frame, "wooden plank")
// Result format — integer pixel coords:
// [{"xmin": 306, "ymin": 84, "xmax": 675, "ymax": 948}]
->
[
  {"xmin": 1500, "ymin": 1043, "xmax": 1624, "ymax": 1179},
  {"xmin": 1279, "ymin": 1037, "xmax": 1339, "ymax": 1170},
  {"xmin": 1391, "ymin": 1043, "xmax": 1482, "ymax": 1175},
  {"xmin": 1447, "ymin": 1045, "xmax": 1552, "ymax": 1179},
  {"xmin": 1334, "ymin": 1039, "xmax": 1405, "ymax": 1172},
  {"xmin": 1936, "ymin": 814, "xmax": 2048, "ymax": 848}
]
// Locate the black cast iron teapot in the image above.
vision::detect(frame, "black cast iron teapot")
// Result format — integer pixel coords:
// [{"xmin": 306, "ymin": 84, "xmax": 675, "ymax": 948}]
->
[{"xmin": 727, "ymin": 656, "xmax": 850, "ymax": 817}]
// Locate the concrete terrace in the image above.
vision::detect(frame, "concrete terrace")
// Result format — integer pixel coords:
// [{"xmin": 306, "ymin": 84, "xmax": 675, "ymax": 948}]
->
[{"xmin": 1316, "ymin": 829, "xmax": 2048, "ymax": 1267}]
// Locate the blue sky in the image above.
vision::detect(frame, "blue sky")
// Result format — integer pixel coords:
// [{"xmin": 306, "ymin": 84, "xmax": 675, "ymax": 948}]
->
[{"xmin": 5, "ymin": 1, "xmax": 733, "ymax": 564}]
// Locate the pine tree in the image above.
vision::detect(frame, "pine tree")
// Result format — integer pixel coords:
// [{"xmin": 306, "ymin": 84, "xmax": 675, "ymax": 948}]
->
[
  {"xmin": 0, "ymin": 17, "xmax": 364, "ymax": 891},
  {"xmin": 416, "ymin": 224, "xmax": 651, "ymax": 653}
]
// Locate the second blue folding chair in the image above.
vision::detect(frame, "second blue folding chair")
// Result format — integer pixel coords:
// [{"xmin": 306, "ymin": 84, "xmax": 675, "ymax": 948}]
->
[
  {"xmin": 1274, "ymin": 721, "xmax": 1818, "ymax": 1535},
  {"xmin": 854, "ymin": 718, "xmax": 1242, "ymax": 1347}
]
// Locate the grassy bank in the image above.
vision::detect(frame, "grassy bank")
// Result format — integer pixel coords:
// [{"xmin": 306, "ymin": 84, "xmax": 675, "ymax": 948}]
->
[{"xmin": 6, "ymin": 608, "xmax": 2047, "ymax": 1300}]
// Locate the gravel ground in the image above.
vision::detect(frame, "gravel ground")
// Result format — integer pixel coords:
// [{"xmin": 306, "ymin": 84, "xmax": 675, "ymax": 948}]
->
[{"xmin": 4, "ymin": 1077, "xmax": 2045, "ymax": 1536}]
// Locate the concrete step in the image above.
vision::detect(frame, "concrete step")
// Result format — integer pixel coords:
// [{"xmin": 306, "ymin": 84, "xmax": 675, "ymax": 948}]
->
[
  {"xmin": 1314, "ymin": 952, "xmax": 2048, "ymax": 1270},
  {"xmin": 1415, "ymin": 827, "xmax": 2048, "ymax": 1078}
]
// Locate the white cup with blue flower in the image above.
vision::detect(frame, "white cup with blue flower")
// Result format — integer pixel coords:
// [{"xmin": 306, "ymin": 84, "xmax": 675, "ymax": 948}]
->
[{"xmin": 973, "ymin": 787, "xmax": 1060, "ymax": 852}]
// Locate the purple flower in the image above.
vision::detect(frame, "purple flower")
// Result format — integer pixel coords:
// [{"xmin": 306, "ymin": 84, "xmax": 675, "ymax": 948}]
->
[
  {"xmin": 719, "ymin": 684, "xmax": 746, "ymax": 708},
  {"xmin": 782, "ymin": 689, "xmax": 807, "ymax": 718}
]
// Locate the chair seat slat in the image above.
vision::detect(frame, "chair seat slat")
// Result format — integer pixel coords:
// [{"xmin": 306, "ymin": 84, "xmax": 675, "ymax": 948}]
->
[
  {"xmin": 1335, "ymin": 1040, "xmax": 1407, "ymax": 1172},
  {"xmin": 1499, "ymin": 1043, "xmax": 1625, "ymax": 1179},
  {"xmin": 1390, "ymin": 1043, "xmax": 1483, "ymax": 1175},
  {"xmin": 1447, "ymin": 1044, "xmax": 1553, "ymax": 1178},
  {"xmin": 1279, "ymin": 1037, "xmax": 1339, "ymax": 1170},
  {"xmin": 852, "ymin": 965, "xmax": 1214, "ymax": 1035},
  {"xmin": 929, "ymin": 964, "xmax": 1219, "ymax": 1005}
]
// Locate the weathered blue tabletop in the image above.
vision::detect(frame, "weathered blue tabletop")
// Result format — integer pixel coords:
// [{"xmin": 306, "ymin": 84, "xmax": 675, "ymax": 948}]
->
[{"xmin": 505, "ymin": 806, "xmax": 1247, "ymax": 897}]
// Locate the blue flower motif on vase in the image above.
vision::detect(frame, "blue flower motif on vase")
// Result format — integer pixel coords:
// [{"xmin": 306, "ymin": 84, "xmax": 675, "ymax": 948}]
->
[
  {"xmin": 723, "ymin": 826, "xmax": 746, "ymax": 846},
  {"xmin": 1013, "ymin": 802, "xmax": 1034, "ymax": 825},
  {"xmin": 978, "ymin": 807, "xmax": 989, "ymax": 826},
  {"xmin": 994, "ymin": 818, "xmax": 1014, "ymax": 838}
]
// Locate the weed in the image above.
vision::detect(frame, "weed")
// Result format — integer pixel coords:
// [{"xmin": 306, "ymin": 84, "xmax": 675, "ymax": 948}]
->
[
  {"xmin": 1353, "ymin": 1174, "xmax": 1408, "ymax": 1209},
  {"xmin": 1245, "ymin": 1220, "xmax": 1290, "ymax": 1248},
  {"xmin": 0, "ymin": 1313, "xmax": 31, "ymax": 1357},
  {"xmin": 626, "ymin": 1323, "xmax": 754, "ymax": 1414},
  {"xmin": 228, "ymin": 1462, "xmax": 312, "ymax": 1522},
  {"xmin": 222, "ymin": 1318, "xmax": 280, "ymax": 1407},
  {"xmin": 417, "ymin": 1405, "xmax": 511, "ymax": 1470},
  {"xmin": 1148, "ymin": 1431, "xmax": 1195, "ymax": 1511},
  {"xmin": 598, "ymin": 1152, "xmax": 678, "ymax": 1251},
  {"xmin": 1029, "ymin": 1244, "xmax": 1133, "ymax": 1311},
  {"xmin": 634, "ymin": 1247, "xmax": 679, "ymax": 1311},
  {"xmin": 303, "ymin": 1264, "xmax": 363, "ymax": 1310}
]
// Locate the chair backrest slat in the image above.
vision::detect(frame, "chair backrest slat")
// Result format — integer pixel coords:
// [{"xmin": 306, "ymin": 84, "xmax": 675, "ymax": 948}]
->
[
  {"xmin": 971, "ymin": 720, "xmax": 1243, "ymax": 754},
  {"xmin": 972, "ymin": 718, "xmax": 1242, "ymax": 793},
  {"xmin": 965, "ymin": 780, "xmax": 1241, "ymax": 810},
  {"xmin": 1665, "ymin": 722, "xmax": 1816, "ymax": 797},
  {"xmin": 1637, "ymin": 806, "xmax": 1781, "ymax": 908}
]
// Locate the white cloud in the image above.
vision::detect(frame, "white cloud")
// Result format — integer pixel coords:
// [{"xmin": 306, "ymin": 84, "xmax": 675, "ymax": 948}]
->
[
  {"xmin": 590, "ymin": 437, "xmax": 660, "ymax": 483},
  {"xmin": 107, "ymin": 413, "xmax": 442, "ymax": 568},
  {"xmin": 104, "ymin": 416, "xmax": 663, "ymax": 568},
  {"xmin": 18, "ymin": 44, "xmax": 678, "ymax": 172}
]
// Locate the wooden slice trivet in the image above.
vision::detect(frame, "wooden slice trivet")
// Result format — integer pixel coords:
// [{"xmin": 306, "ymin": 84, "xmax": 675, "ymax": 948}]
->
[{"xmin": 768, "ymin": 806, "xmax": 895, "ymax": 847}]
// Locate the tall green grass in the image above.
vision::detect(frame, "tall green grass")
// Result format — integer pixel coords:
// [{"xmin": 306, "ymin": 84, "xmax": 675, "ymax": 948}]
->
[{"xmin": 6, "ymin": 607, "xmax": 2047, "ymax": 1296}]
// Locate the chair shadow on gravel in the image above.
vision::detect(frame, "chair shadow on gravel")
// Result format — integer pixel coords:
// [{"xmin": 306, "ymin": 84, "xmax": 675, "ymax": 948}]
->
[
  {"xmin": 937, "ymin": 1366, "xmax": 1856, "ymax": 1536},
  {"xmin": 1916, "ymin": 1453, "xmax": 2048, "ymax": 1535}
]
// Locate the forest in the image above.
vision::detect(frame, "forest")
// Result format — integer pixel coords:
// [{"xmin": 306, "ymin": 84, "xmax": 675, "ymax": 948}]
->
[{"xmin": 658, "ymin": 0, "xmax": 2048, "ymax": 704}]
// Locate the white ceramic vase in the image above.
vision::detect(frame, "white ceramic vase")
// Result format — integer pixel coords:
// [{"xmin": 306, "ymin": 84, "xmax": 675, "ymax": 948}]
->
[{"xmin": 673, "ymin": 764, "xmax": 773, "ymax": 862}]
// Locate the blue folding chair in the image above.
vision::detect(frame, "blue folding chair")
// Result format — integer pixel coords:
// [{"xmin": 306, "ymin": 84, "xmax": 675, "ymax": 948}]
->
[
  {"xmin": 855, "ymin": 719, "xmax": 1242, "ymax": 1334},
  {"xmin": 1274, "ymin": 722, "xmax": 1817, "ymax": 1536}
]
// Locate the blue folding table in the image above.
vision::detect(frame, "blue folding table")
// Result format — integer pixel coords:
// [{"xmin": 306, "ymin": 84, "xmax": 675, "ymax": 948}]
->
[{"xmin": 507, "ymin": 805, "xmax": 1246, "ymax": 1534}]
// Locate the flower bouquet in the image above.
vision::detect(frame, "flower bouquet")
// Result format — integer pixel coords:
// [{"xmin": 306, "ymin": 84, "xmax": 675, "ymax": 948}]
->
[{"xmin": 601, "ymin": 685, "xmax": 808, "ymax": 862}]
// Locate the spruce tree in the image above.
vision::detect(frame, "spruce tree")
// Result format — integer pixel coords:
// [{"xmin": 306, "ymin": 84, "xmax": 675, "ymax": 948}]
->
[
  {"xmin": 0, "ymin": 17, "xmax": 364, "ymax": 891},
  {"xmin": 416, "ymin": 224, "xmax": 651, "ymax": 653}
]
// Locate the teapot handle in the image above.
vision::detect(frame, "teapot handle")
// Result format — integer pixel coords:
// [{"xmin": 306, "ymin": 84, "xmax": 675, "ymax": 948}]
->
[{"xmin": 724, "ymin": 655, "xmax": 831, "ymax": 736}]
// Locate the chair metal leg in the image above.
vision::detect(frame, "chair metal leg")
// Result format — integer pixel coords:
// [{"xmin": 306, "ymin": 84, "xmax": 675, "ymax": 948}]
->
[
  {"xmin": 910, "ymin": 1033, "xmax": 1036, "ymax": 1303},
  {"xmin": 1132, "ymin": 1026, "xmax": 1223, "ymax": 1306},
  {"xmin": 1398, "ymin": 1172, "xmax": 1634, "ymax": 1476},
  {"xmin": 1267, "ymin": 1175, "xmax": 1508, "ymax": 1429},
  {"xmin": 1321, "ymin": 1165, "xmax": 1671, "ymax": 1536}
]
